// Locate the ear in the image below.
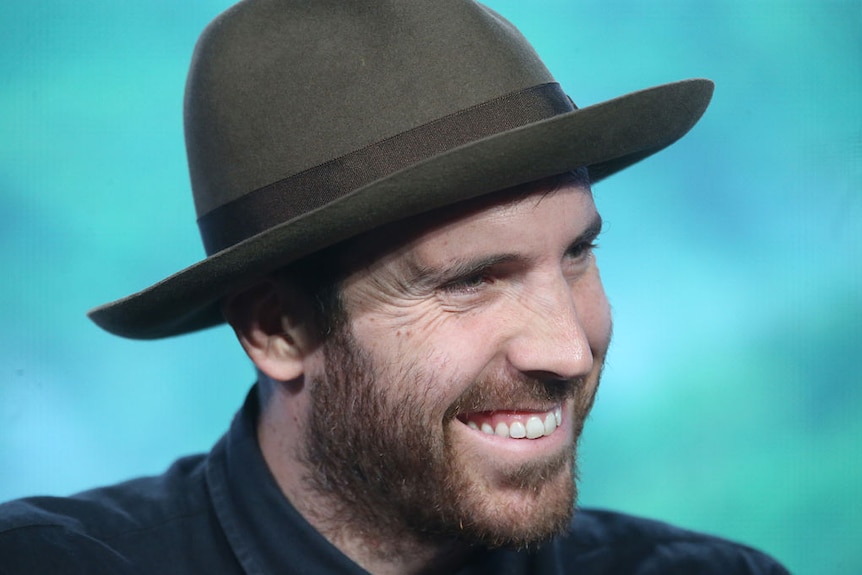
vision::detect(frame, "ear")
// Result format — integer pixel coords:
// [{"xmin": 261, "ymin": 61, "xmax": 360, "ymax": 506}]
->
[{"xmin": 222, "ymin": 279, "xmax": 314, "ymax": 382}]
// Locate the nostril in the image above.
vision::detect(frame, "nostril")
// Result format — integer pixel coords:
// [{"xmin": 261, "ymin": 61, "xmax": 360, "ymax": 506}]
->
[{"xmin": 521, "ymin": 370, "xmax": 574, "ymax": 384}]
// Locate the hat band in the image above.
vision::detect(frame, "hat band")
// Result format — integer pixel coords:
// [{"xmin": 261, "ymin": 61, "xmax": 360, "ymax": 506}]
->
[{"xmin": 197, "ymin": 82, "xmax": 575, "ymax": 255}]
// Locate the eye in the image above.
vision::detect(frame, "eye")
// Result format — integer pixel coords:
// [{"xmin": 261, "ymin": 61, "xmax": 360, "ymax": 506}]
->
[
  {"xmin": 567, "ymin": 240, "xmax": 598, "ymax": 260},
  {"xmin": 441, "ymin": 272, "xmax": 493, "ymax": 295}
]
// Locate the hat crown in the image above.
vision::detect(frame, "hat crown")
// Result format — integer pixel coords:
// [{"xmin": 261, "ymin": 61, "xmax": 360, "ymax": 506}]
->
[{"xmin": 185, "ymin": 0, "xmax": 554, "ymax": 218}]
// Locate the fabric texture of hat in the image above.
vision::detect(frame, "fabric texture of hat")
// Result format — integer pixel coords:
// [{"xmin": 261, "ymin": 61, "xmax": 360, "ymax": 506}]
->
[{"xmin": 88, "ymin": 0, "xmax": 714, "ymax": 339}]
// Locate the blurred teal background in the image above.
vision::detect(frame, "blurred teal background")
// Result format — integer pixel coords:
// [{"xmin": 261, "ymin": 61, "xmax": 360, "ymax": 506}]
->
[{"xmin": 1, "ymin": 1, "xmax": 859, "ymax": 573}]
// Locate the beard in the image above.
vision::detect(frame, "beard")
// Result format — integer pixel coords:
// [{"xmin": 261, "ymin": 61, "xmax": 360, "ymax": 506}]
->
[{"xmin": 299, "ymin": 324, "xmax": 599, "ymax": 550}]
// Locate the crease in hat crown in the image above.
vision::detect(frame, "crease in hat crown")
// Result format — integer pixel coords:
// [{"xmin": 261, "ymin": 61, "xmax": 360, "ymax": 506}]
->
[{"xmin": 88, "ymin": 0, "xmax": 714, "ymax": 339}]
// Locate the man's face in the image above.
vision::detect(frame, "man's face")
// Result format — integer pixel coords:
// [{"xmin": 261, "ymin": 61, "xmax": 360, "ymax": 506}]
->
[{"xmin": 300, "ymin": 177, "xmax": 612, "ymax": 548}]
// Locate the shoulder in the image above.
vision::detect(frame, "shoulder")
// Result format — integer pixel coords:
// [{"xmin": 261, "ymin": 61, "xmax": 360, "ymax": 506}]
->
[
  {"xmin": 0, "ymin": 508, "xmax": 133, "ymax": 575},
  {"xmin": 556, "ymin": 508, "xmax": 790, "ymax": 575},
  {"xmin": 0, "ymin": 454, "xmax": 221, "ymax": 575}
]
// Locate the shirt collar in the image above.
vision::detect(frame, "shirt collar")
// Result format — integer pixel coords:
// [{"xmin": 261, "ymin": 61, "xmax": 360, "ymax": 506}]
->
[{"xmin": 205, "ymin": 385, "xmax": 369, "ymax": 575}]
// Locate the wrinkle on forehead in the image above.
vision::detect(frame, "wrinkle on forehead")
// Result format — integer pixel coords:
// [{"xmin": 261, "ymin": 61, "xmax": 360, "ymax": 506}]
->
[{"xmin": 338, "ymin": 171, "xmax": 593, "ymax": 277}]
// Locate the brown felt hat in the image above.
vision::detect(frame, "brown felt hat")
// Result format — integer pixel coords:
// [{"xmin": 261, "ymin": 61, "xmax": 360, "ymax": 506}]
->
[{"xmin": 88, "ymin": 0, "xmax": 714, "ymax": 339}]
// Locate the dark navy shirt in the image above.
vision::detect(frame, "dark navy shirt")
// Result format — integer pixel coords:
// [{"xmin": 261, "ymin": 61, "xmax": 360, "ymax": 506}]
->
[{"xmin": 0, "ymin": 388, "xmax": 789, "ymax": 574}]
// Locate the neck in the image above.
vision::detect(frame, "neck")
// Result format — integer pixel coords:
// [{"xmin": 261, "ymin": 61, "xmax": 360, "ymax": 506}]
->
[{"xmin": 257, "ymin": 385, "xmax": 473, "ymax": 575}]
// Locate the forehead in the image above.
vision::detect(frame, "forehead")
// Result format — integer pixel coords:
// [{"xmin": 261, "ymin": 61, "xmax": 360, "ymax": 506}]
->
[{"xmin": 338, "ymin": 173, "xmax": 596, "ymax": 275}]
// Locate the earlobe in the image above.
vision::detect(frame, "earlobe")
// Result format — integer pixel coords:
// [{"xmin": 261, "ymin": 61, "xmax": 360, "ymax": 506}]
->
[{"xmin": 222, "ymin": 280, "xmax": 309, "ymax": 382}]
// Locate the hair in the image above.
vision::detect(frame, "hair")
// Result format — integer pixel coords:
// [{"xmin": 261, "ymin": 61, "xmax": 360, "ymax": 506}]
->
[{"xmin": 273, "ymin": 244, "xmax": 349, "ymax": 337}]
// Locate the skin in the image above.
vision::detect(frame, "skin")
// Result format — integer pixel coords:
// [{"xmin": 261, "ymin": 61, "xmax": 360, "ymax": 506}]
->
[{"xmin": 225, "ymin": 175, "xmax": 613, "ymax": 575}]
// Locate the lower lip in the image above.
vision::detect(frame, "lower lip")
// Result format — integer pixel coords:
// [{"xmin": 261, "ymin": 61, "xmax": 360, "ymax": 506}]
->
[{"xmin": 453, "ymin": 403, "xmax": 574, "ymax": 455}]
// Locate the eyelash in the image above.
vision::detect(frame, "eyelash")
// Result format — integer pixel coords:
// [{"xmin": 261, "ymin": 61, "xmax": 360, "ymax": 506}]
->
[
  {"xmin": 441, "ymin": 273, "xmax": 492, "ymax": 295},
  {"xmin": 441, "ymin": 241, "xmax": 598, "ymax": 295},
  {"xmin": 568, "ymin": 240, "xmax": 598, "ymax": 259}
]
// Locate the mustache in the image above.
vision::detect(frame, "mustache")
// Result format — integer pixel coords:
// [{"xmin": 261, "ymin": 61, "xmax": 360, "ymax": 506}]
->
[{"xmin": 444, "ymin": 372, "xmax": 583, "ymax": 420}]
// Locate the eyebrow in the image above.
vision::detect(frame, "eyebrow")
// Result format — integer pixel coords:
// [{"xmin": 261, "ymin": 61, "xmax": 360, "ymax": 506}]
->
[{"xmin": 404, "ymin": 212, "xmax": 603, "ymax": 290}]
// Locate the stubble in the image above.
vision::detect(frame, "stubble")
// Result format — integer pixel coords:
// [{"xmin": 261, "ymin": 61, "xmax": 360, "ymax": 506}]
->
[{"xmin": 298, "ymin": 325, "xmax": 598, "ymax": 552}]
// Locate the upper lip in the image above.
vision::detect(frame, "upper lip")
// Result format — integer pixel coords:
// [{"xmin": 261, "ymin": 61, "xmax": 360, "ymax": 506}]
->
[{"xmin": 456, "ymin": 404, "xmax": 560, "ymax": 419}]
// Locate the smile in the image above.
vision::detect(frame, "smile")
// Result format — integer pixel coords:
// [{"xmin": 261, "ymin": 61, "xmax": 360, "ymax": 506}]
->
[{"xmin": 458, "ymin": 406, "xmax": 563, "ymax": 440}]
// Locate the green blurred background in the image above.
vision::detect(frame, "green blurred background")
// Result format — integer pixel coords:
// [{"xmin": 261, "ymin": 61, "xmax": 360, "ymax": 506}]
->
[{"xmin": 1, "ymin": 1, "xmax": 859, "ymax": 573}]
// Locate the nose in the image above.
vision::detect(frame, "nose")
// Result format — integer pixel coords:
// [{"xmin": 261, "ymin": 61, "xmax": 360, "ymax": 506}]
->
[{"xmin": 505, "ymin": 276, "xmax": 595, "ymax": 382}]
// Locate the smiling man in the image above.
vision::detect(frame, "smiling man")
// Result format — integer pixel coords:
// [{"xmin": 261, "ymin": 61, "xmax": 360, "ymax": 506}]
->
[
  {"xmin": 0, "ymin": 1, "xmax": 788, "ymax": 574},
  {"xmin": 236, "ymin": 172, "xmax": 608, "ymax": 571}
]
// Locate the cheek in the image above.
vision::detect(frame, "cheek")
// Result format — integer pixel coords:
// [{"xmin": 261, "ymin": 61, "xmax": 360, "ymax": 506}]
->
[
  {"xmin": 351, "ymin": 301, "xmax": 452, "ymax": 363},
  {"xmin": 350, "ymin": 308, "xmax": 489, "ymax": 406},
  {"xmin": 350, "ymin": 274, "xmax": 505, "ymax": 366}
]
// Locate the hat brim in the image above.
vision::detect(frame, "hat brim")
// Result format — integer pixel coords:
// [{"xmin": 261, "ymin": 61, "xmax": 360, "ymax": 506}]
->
[{"xmin": 89, "ymin": 78, "xmax": 714, "ymax": 339}]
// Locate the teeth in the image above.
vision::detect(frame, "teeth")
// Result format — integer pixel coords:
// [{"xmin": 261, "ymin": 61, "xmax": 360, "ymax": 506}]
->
[
  {"xmin": 525, "ymin": 416, "xmax": 545, "ymax": 439},
  {"xmin": 509, "ymin": 421, "xmax": 527, "ymax": 438},
  {"xmin": 464, "ymin": 406, "xmax": 562, "ymax": 440},
  {"xmin": 495, "ymin": 422, "xmax": 509, "ymax": 438},
  {"xmin": 542, "ymin": 413, "xmax": 556, "ymax": 436}
]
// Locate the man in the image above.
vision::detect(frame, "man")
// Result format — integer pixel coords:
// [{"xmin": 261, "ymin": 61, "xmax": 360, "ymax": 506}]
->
[{"xmin": 0, "ymin": 1, "xmax": 788, "ymax": 573}]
